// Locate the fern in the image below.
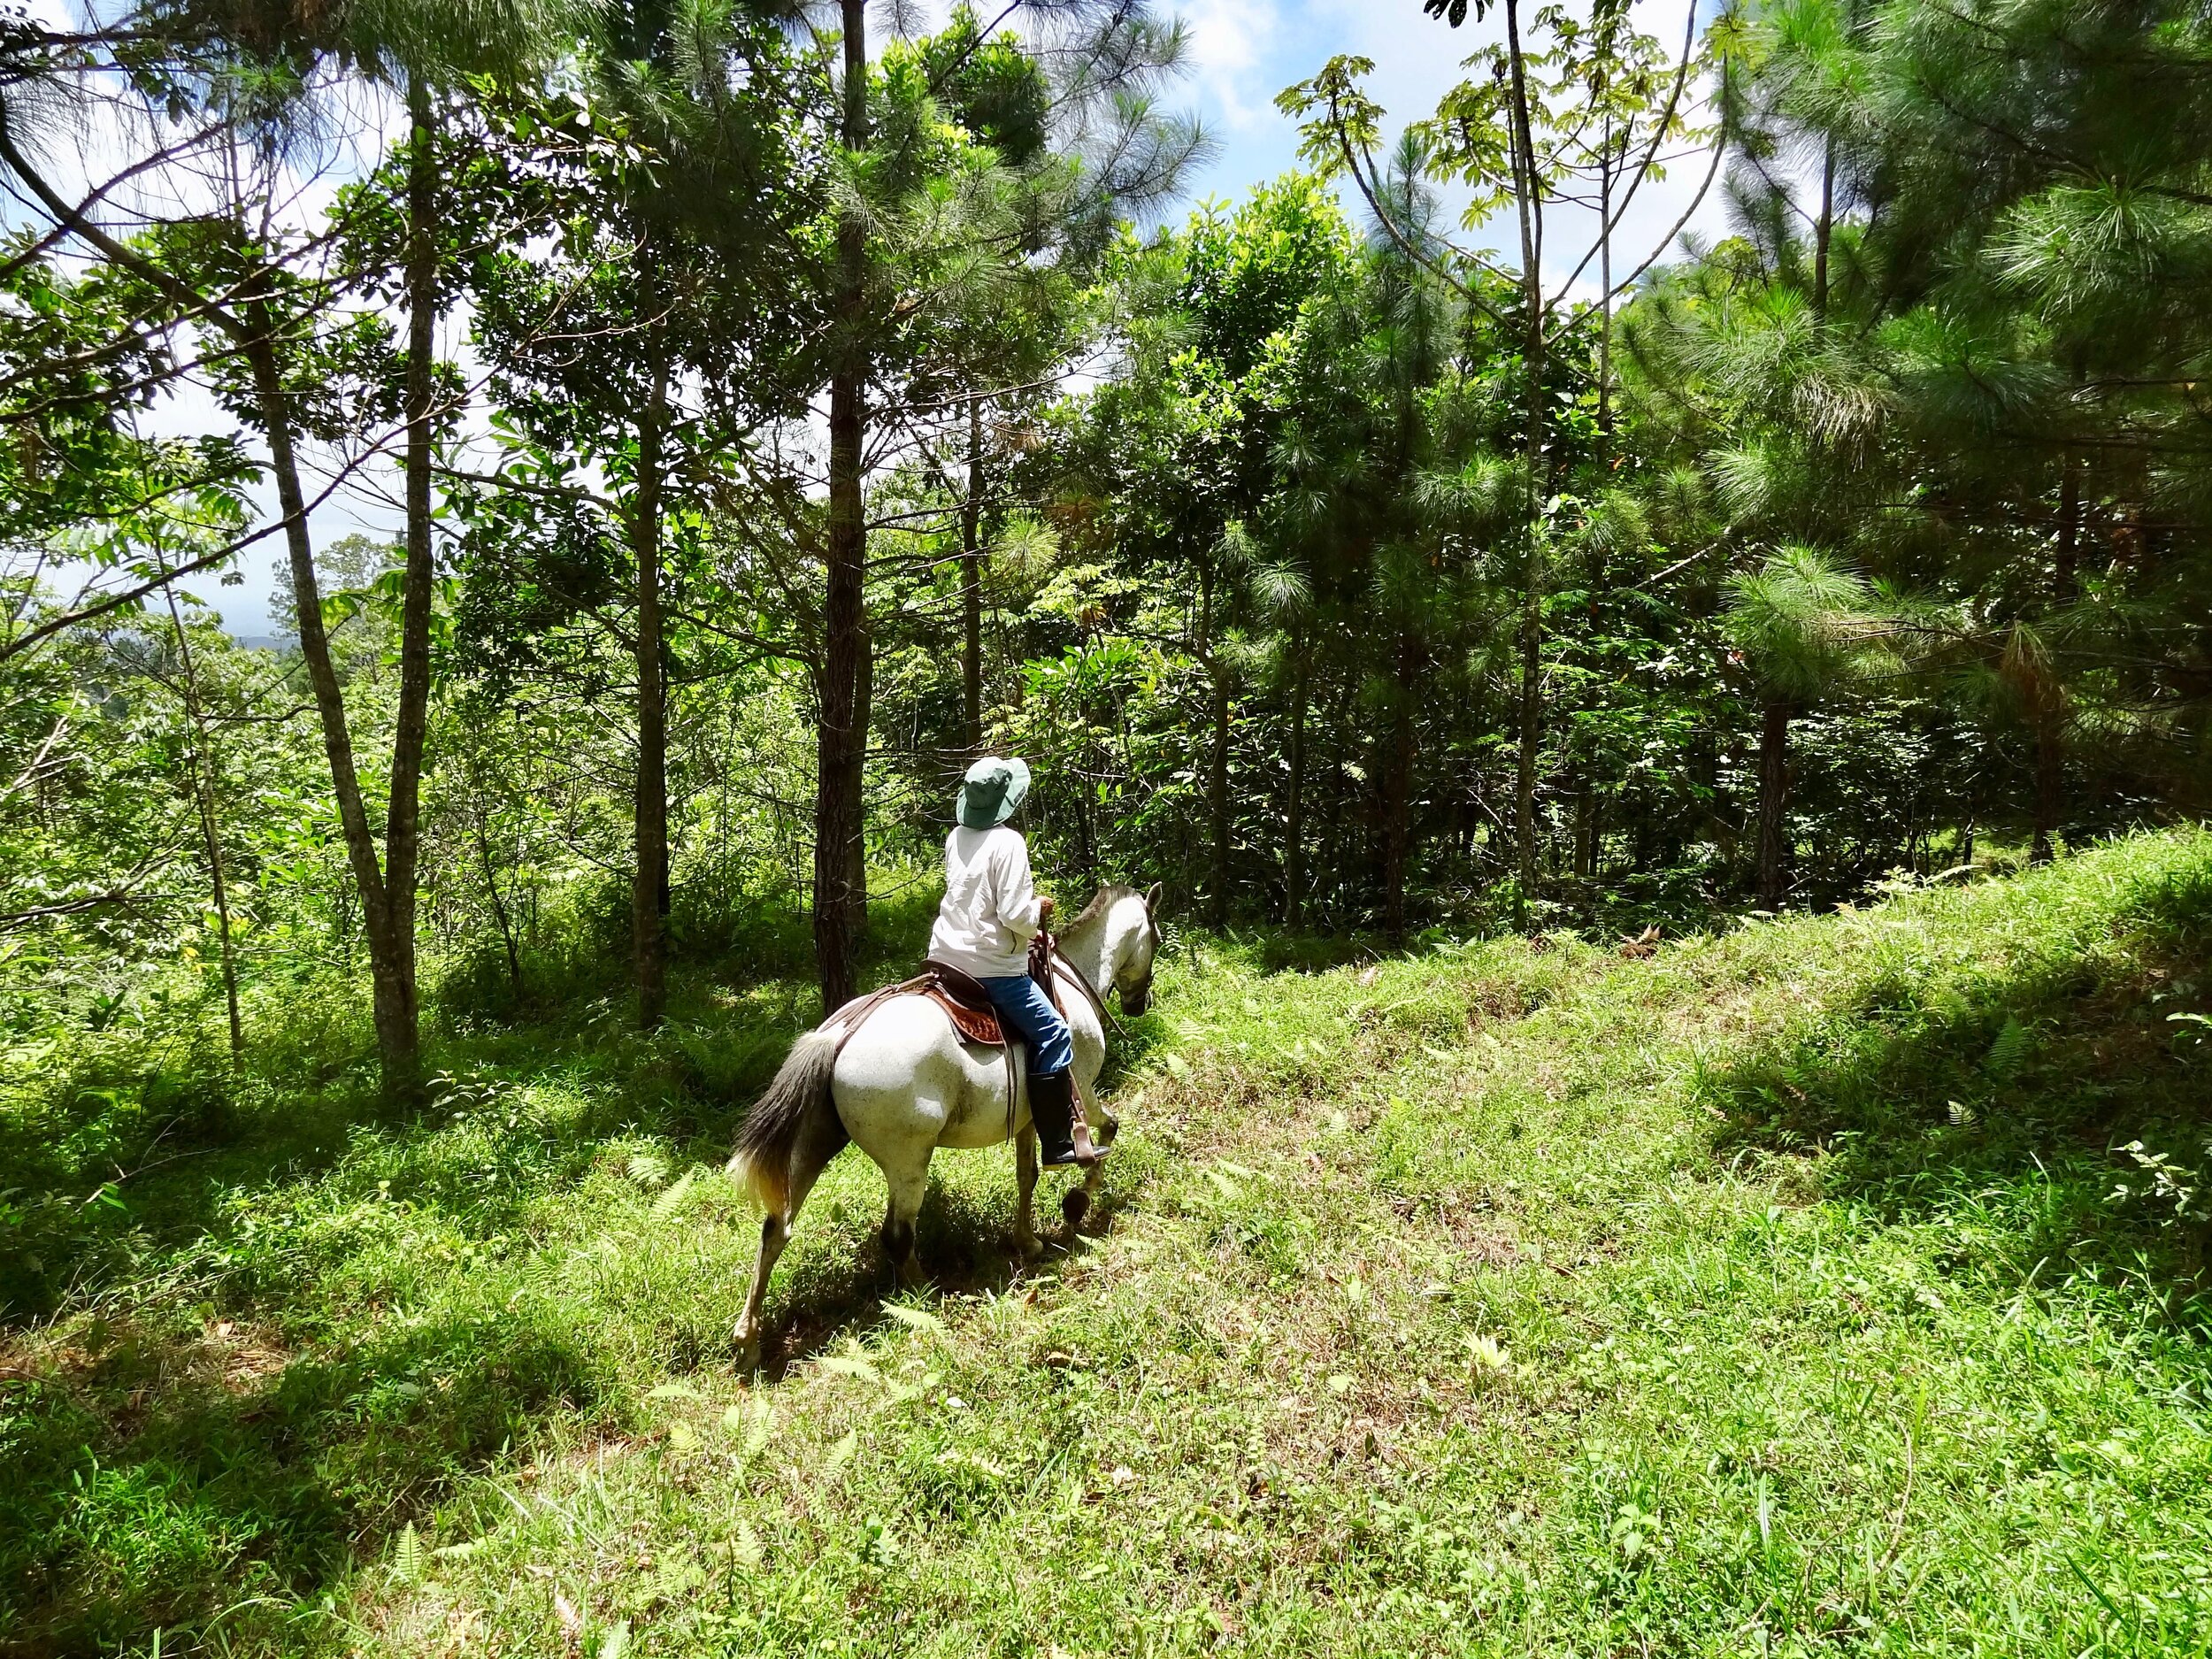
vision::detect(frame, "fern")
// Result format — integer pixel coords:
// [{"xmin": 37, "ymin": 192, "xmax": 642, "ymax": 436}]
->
[
  {"xmin": 650, "ymin": 1169, "xmax": 696, "ymax": 1218},
  {"xmin": 744, "ymin": 1394, "xmax": 774, "ymax": 1458},
  {"xmin": 392, "ymin": 1523, "xmax": 425, "ymax": 1586},
  {"xmin": 1987, "ymin": 1016, "xmax": 2033, "ymax": 1079}
]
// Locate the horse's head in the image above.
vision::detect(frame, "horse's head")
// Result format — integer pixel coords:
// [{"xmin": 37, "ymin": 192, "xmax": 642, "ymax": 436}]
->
[
  {"xmin": 1063, "ymin": 881, "xmax": 1164, "ymax": 1018},
  {"xmin": 1115, "ymin": 882, "xmax": 1164, "ymax": 1015}
]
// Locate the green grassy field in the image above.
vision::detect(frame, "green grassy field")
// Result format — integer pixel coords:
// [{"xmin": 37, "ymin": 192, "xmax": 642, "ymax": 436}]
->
[{"xmin": 7, "ymin": 834, "xmax": 2212, "ymax": 1656}]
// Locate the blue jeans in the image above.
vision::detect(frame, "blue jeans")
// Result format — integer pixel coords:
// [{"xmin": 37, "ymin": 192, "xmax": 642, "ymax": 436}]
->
[{"xmin": 980, "ymin": 974, "xmax": 1072, "ymax": 1078}]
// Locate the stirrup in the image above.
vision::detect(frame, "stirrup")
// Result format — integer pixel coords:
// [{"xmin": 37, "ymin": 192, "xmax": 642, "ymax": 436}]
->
[
  {"xmin": 1068, "ymin": 1118, "xmax": 1108, "ymax": 1166},
  {"xmin": 1041, "ymin": 1145, "xmax": 1105, "ymax": 1170}
]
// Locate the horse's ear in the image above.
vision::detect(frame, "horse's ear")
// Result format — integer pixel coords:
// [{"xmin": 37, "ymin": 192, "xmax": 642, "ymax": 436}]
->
[{"xmin": 1143, "ymin": 882, "xmax": 1164, "ymax": 915}]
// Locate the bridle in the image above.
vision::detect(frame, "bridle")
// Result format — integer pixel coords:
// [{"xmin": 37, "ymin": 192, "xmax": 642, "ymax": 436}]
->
[{"xmin": 1052, "ymin": 897, "xmax": 1158, "ymax": 1037}]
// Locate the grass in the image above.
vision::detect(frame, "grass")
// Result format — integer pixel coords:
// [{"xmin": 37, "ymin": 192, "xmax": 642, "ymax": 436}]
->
[{"xmin": 5, "ymin": 833, "xmax": 2212, "ymax": 1655}]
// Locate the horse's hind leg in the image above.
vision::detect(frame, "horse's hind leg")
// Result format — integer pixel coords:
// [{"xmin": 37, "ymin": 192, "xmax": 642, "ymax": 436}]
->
[
  {"xmin": 879, "ymin": 1152, "xmax": 932, "ymax": 1291},
  {"xmin": 1013, "ymin": 1125, "xmax": 1042, "ymax": 1263},
  {"xmin": 733, "ymin": 1213, "xmax": 788, "ymax": 1374},
  {"xmin": 733, "ymin": 1106, "xmax": 847, "ymax": 1372}
]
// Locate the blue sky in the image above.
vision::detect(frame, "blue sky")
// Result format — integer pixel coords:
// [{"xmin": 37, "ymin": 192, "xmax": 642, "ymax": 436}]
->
[
  {"xmin": 1177, "ymin": 0, "xmax": 1490, "ymax": 199},
  {"xmin": 1159, "ymin": 0, "xmax": 1718, "ymax": 273}
]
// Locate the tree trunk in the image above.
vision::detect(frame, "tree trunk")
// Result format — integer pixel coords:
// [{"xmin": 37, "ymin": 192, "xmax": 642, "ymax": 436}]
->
[
  {"xmin": 1320, "ymin": 679, "xmax": 1355, "ymax": 926},
  {"xmin": 1596, "ymin": 125, "xmax": 1614, "ymax": 454},
  {"xmin": 1193, "ymin": 564, "xmax": 1228, "ymax": 927},
  {"xmin": 1207, "ymin": 660, "xmax": 1232, "ymax": 928},
  {"xmin": 846, "ymin": 610, "xmax": 872, "ymax": 941},
  {"xmin": 476, "ymin": 801, "xmax": 523, "ymax": 1002},
  {"xmin": 2031, "ymin": 718, "xmax": 2062, "ymax": 864},
  {"xmin": 1756, "ymin": 696, "xmax": 1791, "ymax": 910},
  {"xmin": 961, "ymin": 390, "xmax": 985, "ymax": 754},
  {"xmin": 1505, "ymin": 0, "xmax": 1548, "ymax": 933},
  {"xmin": 815, "ymin": 0, "xmax": 872, "ymax": 1014},
  {"xmin": 1813, "ymin": 132, "xmax": 1835, "ymax": 319},
  {"xmin": 2028, "ymin": 448, "xmax": 2082, "ymax": 868},
  {"xmin": 163, "ymin": 585, "xmax": 242, "ymax": 1061},
  {"xmin": 2055, "ymin": 449, "xmax": 2082, "ymax": 600},
  {"xmin": 1513, "ymin": 576, "xmax": 1542, "ymax": 924},
  {"xmin": 1284, "ymin": 651, "xmax": 1308, "ymax": 928},
  {"xmin": 379, "ymin": 76, "xmax": 441, "ymax": 1088},
  {"xmin": 1382, "ymin": 634, "xmax": 1418, "ymax": 941},
  {"xmin": 242, "ymin": 311, "xmax": 414, "ymax": 1094},
  {"xmin": 632, "ymin": 339, "xmax": 670, "ymax": 1028}
]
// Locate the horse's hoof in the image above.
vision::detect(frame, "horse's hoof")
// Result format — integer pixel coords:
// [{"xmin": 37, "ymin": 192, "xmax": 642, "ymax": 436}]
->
[
  {"xmin": 733, "ymin": 1329, "xmax": 762, "ymax": 1375},
  {"xmin": 1098, "ymin": 1115, "xmax": 1119, "ymax": 1146},
  {"xmin": 1061, "ymin": 1187, "xmax": 1090, "ymax": 1229}
]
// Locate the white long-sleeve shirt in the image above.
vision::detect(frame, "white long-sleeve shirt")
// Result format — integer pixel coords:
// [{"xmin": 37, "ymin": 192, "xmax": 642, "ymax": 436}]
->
[{"xmin": 928, "ymin": 825, "xmax": 1043, "ymax": 979}]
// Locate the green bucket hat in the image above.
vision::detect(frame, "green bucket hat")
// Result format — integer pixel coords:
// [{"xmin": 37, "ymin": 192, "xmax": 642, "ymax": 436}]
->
[{"xmin": 956, "ymin": 756, "xmax": 1031, "ymax": 830}]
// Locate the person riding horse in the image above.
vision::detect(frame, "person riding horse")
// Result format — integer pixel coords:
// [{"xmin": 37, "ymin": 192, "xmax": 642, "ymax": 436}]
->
[
  {"xmin": 727, "ymin": 784, "xmax": 1158, "ymax": 1362},
  {"xmin": 928, "ymin": 756, "xmax": 1106, "ymax": 1170}
]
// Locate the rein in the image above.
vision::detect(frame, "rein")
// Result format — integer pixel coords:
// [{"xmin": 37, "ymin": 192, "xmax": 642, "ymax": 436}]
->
[{"xmin": 1050, "ymin": 941, "xmax": 1126, "ymax": 1040}]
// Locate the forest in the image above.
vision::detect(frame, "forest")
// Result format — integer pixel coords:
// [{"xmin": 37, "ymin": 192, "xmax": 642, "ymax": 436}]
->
[{"xmin": 5, "ymin": 0, "xmax": 2212, "ymax": 1653}]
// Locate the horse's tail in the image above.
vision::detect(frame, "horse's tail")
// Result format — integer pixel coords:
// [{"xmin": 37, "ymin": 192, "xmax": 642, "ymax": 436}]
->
[{"xmin": 727, "ymin": 1028, "xmax": 844, "ymax": 1216}]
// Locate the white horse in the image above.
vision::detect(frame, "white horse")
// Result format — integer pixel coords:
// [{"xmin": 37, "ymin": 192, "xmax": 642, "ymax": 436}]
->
[{"xmin": 727, "ymin": 883, "xmax": 1162, "ymax": 1369}]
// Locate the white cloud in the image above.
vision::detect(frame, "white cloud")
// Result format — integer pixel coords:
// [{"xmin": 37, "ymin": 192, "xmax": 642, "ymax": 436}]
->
[
  {"xmin": 1177, "ymin": 0, "xmax": 1728, "ymax": 286},
  {"xmin": 1183, "ymin": 0, "xmax": 1282, "ymax": 132}
]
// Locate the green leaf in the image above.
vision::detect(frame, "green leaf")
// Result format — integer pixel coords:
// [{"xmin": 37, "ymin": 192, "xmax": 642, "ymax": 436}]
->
[
  {"xmin": 743, "ymin": 1396, "xmax": 774, "ymax": 1457},
  {"xmin": 650, "ymin": 1170, "xmax": 697, "ymax": 1217},
  {"xmin": 1987, "ymin": 1016, "xmax": 2032, "ymax": 1079}
]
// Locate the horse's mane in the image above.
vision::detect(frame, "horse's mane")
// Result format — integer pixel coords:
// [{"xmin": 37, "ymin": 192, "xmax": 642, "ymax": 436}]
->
[{"xmin": 1065, "ymin": 883, "xmax": 1139, "ymax": 932}]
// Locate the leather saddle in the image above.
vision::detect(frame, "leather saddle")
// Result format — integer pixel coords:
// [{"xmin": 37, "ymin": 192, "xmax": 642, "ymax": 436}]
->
[
  {"xmin": 919, "ymin": 959, "xmax": 1007, "ymax": 1047},
  {"xmin": 824, "ymin": 958, "xmax": 1033, "ymax": 1058},
  {"xmin": 829, "ymin": 950, "xmax": 1067, "ymax": 1049},
  {"xmin": 821, "ymin": 941, "xmax": 1083, "ymax": 1143}
]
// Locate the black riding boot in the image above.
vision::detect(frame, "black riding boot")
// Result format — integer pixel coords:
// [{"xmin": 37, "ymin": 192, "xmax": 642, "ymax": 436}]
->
[{"xmin": 1029, "ymin": 1070, "xmax": 1104, "ymax": 1169}]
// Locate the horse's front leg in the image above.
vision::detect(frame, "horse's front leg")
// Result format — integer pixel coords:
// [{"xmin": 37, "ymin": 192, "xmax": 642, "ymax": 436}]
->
[
  {"xmin": 1012, "ymin": 1124, "xmax": 1042, "ymax": 1262},
  {"xmin": 1062, "ymin": 1070, "xmax": 1109, "ymax": 1232}
]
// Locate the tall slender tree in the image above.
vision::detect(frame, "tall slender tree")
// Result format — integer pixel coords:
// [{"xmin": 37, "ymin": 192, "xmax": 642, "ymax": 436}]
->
[
  {"xmin": 1724, "ymin": 544, "xmax": 1881, "ymax": 909},
  {"xmin": 1282, "ymin": 0, "xmax": 1717, "ymax": 926},
  {"xmin": 797, "ymin": 0, "xmax": 1202, "ymax": 1008}
]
